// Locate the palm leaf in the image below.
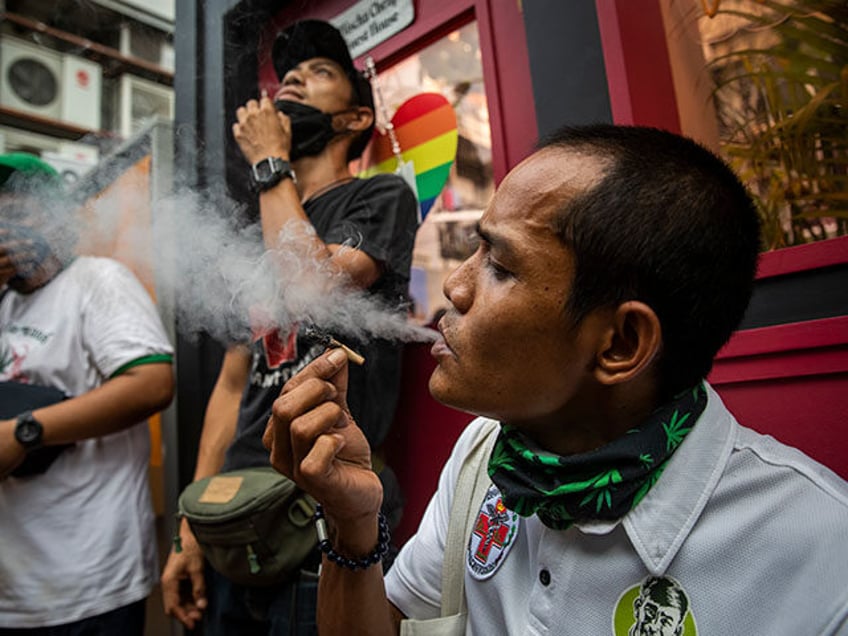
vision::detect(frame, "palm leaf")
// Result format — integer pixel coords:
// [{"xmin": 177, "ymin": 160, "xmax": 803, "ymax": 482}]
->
[{"xmin": 700, "ymin": 0, "xmax": 848, "ymax": 248}]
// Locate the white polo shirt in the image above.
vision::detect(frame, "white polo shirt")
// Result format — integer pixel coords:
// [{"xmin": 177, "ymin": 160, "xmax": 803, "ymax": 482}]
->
[
  {"xmin": 386, "ymin": 385, "xmax": 848, "ymax": 635},
  {"xmin": 0, "ymin": 257, "xmax": 174, "ymax": 628}
]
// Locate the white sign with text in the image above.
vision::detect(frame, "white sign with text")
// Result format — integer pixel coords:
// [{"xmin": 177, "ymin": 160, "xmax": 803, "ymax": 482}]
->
[{"xmin": 330, "ymin": 0, "xmax": 415, "ymax": 59}]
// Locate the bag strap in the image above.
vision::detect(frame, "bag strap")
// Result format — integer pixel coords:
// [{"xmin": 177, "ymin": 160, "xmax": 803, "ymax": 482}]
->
[{"xmin": 440, "ymin": 418, "xmax": 500, "ymax": 618}]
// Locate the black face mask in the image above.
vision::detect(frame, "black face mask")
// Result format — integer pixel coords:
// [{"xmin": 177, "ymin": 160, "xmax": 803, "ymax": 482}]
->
[{"xmin": 274, "ymin": 100, "xmax": 341, "ymax": 161}]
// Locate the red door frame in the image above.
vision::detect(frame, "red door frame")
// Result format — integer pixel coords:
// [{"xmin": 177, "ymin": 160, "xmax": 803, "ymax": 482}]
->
[
  {"xmin": 594, "ymin": 0, "xmax": 681, "ymax": 131},
  {"xmin": 258, "ymin": 0, "xmax": 537, "ymax": 183}
]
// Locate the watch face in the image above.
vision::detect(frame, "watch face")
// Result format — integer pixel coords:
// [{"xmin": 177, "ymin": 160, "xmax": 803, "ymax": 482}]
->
[
  {"xmin": 254, "ymin": 160, "xmax": 274, "ymax": 181},
  {"xmin": 252, "ymin": 158, "xmax": 293, "ymax": 187},
  {"xmin": 15, "ymin": 415, "xmax": 42, "ymax": 447}
]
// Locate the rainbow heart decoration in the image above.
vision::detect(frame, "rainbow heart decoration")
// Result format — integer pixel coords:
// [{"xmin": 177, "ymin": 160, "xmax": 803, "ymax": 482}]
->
[{"xmin": 360, "ymin": 92, "xmax": 458, "ymax": 218}]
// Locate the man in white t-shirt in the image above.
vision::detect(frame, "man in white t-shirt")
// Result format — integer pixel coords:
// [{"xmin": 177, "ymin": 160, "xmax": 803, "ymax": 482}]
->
[
  {"xmin": 262, "ymin": 125, "xmax": 848, "ymax": 634},
  {"xmin": 0, "ymin": 153, "xmax": 175, "ymax": 634}
]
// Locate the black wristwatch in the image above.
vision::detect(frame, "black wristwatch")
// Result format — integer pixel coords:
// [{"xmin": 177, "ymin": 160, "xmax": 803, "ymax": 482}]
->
[
  {"xmin": 14, "ymin": 411, "xmax": 44, "ymax": 452},
  {"xmin": 250, "ymin": 157, "xmax": 296, "ymax": 192}
]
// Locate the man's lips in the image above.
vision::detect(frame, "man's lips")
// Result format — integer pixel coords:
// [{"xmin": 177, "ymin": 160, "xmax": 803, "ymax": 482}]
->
[
  {"xmin": 430, "ymin": 320, "xmax": 456, "ymax": 359},
  {"xmin": 275, "ymin": 88, "xmax": 304, "ymax": 101}
]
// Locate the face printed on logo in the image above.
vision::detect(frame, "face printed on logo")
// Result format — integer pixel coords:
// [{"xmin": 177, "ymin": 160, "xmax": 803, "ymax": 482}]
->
[{"xmin": 613, "ymin": 576, "xmax": 697, "ymax": 636}]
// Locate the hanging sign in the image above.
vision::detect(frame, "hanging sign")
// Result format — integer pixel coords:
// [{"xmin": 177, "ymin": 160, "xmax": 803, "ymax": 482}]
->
[
  {"xmin": 330, "ymin": 0, "xmax": 415, "ymax": 59},
  {"xmin": 359, "ymin": 92, "xmax": 458, "ymax": 219}
]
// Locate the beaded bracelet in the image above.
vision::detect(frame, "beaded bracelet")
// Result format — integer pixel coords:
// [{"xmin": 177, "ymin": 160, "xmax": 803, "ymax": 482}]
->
[{"xmin": 314, "ymin": 504, "xmax": 390, "ymax": 571}]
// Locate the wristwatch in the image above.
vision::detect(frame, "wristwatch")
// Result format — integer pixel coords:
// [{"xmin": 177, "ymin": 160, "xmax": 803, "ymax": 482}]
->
[
  {"xmin": 14, "ymin": 411, "xmax": 44, "ymax": 452},
  {"xmin": 250, "ymin": 157, "xmax": 296, "ymax": 192}
]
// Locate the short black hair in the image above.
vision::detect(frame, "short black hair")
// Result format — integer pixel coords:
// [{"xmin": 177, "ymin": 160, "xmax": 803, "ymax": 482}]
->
[
  {"xmin": 539, "ymin": 125, "xmax": 761, "ymax": 398},
  {"xmin": 639, "ymin": 576, "xmax": 688, "ymax": 618}
]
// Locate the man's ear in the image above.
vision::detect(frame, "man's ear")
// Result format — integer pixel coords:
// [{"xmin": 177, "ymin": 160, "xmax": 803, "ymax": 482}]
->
[
  {"xmin": 344, "ymin": 106, "xmax": 374, "ymax": 134},
  {"xmin": 593, "ymin": 301, "xmax": 661, "ymax": 385}
]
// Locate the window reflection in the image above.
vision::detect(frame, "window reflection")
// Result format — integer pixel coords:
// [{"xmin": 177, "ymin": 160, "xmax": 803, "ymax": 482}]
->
[{"xmin": 373, "ymin": 21, "xmax": 493, "ymax": 323}]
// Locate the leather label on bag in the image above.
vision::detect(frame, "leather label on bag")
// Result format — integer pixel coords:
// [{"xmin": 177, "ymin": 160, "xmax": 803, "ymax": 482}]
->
[{"xmin": 199, "ymin": 476, "xmax": 244, "ymax": 504}]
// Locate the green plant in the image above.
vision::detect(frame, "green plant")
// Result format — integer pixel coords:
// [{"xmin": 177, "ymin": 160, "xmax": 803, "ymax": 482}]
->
[{"xmin": 704, "ymin": 0, "xmax": 848, "ymax": 249}]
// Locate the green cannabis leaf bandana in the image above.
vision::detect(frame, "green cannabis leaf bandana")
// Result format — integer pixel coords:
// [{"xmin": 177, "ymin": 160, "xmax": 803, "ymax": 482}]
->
[{"xmin": 488, "ymin": 383, "xmax": 707, "ymax": 530}]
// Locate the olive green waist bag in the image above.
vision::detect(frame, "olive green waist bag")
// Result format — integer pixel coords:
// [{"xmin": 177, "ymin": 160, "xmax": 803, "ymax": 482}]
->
[{"xmin": 177, "ymin": 467, "xmax": 317, "ymax": 586}]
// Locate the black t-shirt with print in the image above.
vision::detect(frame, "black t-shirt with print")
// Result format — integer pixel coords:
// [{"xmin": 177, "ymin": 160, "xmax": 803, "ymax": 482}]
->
[{"xmin": 223, "ymin": 173, "xmax": 418, "ymax": 471}]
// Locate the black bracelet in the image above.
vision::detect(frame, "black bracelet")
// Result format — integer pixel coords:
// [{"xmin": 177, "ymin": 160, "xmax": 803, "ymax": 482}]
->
[{"xmin": 314, "ymin": 504, "xmax": 390, "ymax": 571}]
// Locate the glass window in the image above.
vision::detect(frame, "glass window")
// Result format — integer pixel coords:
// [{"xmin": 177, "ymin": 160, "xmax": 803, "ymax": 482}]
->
[
  {"xmin": 367, "ymin": 21, "xmax": 494, "ymax": 323},
  {"xmin": 664, "ymin": 0, "xmax": 847, "ymax": 250}
]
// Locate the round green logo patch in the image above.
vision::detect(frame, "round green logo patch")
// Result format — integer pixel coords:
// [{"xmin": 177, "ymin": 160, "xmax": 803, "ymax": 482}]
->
[{"xmin": 612, "ymin": 575, "xmax": 698, "ymax": 636}]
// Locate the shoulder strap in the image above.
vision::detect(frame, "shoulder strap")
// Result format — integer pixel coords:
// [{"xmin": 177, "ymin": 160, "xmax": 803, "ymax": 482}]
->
[{"xmin": 440, "ymin": 418, "xmax": 500, "ymax": 617}]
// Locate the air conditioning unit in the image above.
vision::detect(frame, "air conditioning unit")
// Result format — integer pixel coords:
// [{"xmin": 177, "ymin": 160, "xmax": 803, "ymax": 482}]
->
[
  {"xmin": 61, "ymin": 55, "xmax": 102, "ymax": 130},
  {"xmin": 119, "ymin": 22, "xmax": 173, "ymax": 71},
  {"xmin": 0, "ymin": 125, "xmax": 62, "ymax": 154},
  {"xmin": 0, "ymin": 36, "xmax": 102, "ymax": 130},
  {"xmin": 119, "ymin": 74, "xmax": 174, "ymax": 138},
  {"xmin": 0, "ymin": 37, "xmax": 63, "ymax": 120},
  {"xmin": 42, "ymin": 149, "xmax": 99, "ymax": 187}
]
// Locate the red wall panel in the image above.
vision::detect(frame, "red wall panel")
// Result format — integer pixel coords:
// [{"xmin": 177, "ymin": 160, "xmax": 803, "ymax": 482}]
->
[{"xmin": 710, "ymin": 316, "xmax": 848, "ymax": 481}]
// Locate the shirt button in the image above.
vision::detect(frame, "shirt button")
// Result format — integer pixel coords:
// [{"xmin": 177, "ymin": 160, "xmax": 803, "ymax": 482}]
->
[{"xmin": 539, "ymin": 569, "xmax": 551, "ymax": 586}]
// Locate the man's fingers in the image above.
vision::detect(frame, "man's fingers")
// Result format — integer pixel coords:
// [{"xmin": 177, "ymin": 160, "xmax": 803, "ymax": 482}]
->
[
  {"xmin": 161, "ymin": 573, "xmax": 194, "ymax": 627},
  {"xmin": 170, "ymin": 604, "xmax": 199, "ymax": 630},
  {"xmin": 289, "ymin": 400, "xmax": 348, "ymax": 470},
  {"xmin": 190, "ymin": 567, "xmax": 208, "ymax": 610},
  {"xmin": 160, "ymin": 548, "xmax": 206, "ymax": 629},
  {"xmin": 161, "ymin": 580, "xmax": 181, "ymax": 618},
  {"xmin": 266, "ymin": 421, "xmax": 293, "ymax": 477},
  {"xmin": 282, "ymin": 348, "xmax": 349, "ymax": 394},
  {"xmin": 276, "ymin": 110, "xmax": 291, "ymax": 131},
  {"xmin": 265, "ymin": 349, "xmax": 353, "ymax": 484},
  {"xmin": 274, "ymin": 376, "xmax": 338, "ymax": 423},
  {"xmin": 264, "ymin": 374, "xmax": 337, "ymax": 454},
  {"xmin": 266, "ymin": 389, "xmax": 343, "ymax": 477},
  {"xmin": 284, "ymin": 348, "xmax": 351, "ymax": 412},
  {"xmin": 298, "ymin": 431, "xmax": 346, "ymax": 486}
]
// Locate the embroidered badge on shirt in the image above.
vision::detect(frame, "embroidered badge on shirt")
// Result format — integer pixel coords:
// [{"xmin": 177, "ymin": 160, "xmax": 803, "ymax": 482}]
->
[
  {"xmin": 612, "ymin": 575, "xmax": 698, "ymax": 635},
  {"xmin": 467, "ymin": 484, "xmax": 519, "ymax": 580}
]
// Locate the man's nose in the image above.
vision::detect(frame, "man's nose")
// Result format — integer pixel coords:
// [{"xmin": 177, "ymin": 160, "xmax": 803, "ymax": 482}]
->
[
  {"xmin": 282, "ymin": 68, "xmax": 304, "ymax": 85},
  {"xmin": 443, "ymin": 255, "xmax": 475, "ymax": 314}
]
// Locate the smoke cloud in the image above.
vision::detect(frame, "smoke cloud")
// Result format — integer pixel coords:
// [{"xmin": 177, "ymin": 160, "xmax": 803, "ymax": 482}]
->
[
  {"xmin": 53, "ymin": 168, "xmax": 436, "ymax": 347},
  {"xmin": 0, "ymin": 0, "xmax": 438, "ymax": 349}
]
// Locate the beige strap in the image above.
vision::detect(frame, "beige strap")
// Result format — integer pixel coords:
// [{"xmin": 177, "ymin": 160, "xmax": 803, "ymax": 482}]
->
[{"xmin": 440, "ymin": 419, "xmax": 500, "ymax": 617}]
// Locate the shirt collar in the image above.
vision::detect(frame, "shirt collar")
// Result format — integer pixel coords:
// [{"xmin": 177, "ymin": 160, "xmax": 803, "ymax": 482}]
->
[
  {"xmin": 622, "ymin": 383, "xmax": 736, "ymax": 574},
  {"xmin": 570, "ymin": 384, "xmax": 736, "ymax": 574}
]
